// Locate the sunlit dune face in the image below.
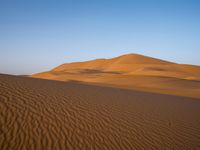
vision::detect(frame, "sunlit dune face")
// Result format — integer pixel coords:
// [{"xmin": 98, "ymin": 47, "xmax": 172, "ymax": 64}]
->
[{"xmin": 32, "ymin": 54, "xmax": 200, "ymax": 98}]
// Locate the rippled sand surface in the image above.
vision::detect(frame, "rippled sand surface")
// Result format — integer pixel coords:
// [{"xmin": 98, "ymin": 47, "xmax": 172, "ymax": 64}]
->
[{"xmin": 0, "ymin": 74, "xmax": 200, "ymax": 150}]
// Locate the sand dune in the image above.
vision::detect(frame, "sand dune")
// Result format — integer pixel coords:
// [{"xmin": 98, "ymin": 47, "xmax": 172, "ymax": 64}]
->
[
  {"xmin": 33, "ymin": 53, "xmax": 200, "ymax": 98},
  {"xmin": 1, "ymin": 74, "xmax": 200, "ymax": 149}
]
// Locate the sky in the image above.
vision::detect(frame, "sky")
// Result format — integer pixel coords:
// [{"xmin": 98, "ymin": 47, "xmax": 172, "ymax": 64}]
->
[{"xmin": 0, "ymin": 0, "xmax": 200, "ymax": 75}]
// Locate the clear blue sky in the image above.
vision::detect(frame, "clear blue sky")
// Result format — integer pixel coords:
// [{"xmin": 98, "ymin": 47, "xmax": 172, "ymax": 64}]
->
[{"xmin": 0, "ymin": 0, "xmax": 200, "ymax": 75}]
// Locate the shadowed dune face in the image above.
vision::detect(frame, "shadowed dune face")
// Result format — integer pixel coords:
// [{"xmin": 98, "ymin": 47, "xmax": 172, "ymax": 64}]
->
[
  {"xmin": 0, "ymin": 74, "xmax": 200, "ymax": 149},
  {"xmin": 32, "ymin": 54, "xmax": 200, "ymax": 98}
]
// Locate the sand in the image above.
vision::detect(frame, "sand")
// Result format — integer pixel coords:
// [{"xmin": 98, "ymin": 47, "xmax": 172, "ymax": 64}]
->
[
  {"xmin": 33, "ymin": 54, "xmax": 200, "ymax": 98},
  {"xmin": 1, "ymin": 74, "xmax": 200, "ymax": 149}
]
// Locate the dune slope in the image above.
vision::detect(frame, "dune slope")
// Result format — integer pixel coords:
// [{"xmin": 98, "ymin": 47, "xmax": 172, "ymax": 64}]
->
[
  {"xmin": 0, "ymin": 74, "xmax": 200, "ymax": 149},
  {"xmin": 33, "ymin": 54, "xmax": 200, "ymax": 98}
]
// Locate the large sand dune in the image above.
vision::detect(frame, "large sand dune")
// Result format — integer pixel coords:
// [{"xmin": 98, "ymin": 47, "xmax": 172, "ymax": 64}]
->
[
  {"xmin": 33, "ymin": 54, "xmax": 200, "ymax": 98},
  {"xmin": 0, "ymin": 74, "xmax": 200, "ymax": 149}
]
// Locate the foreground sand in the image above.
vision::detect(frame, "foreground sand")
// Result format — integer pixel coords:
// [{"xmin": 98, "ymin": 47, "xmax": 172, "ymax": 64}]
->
[{"xmin": 0, "ymin": 74, "xmax": 200, "ymax": 149}]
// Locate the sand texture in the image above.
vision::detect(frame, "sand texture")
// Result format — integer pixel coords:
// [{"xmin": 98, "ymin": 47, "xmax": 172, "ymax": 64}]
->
[
  {"xmin": 33, "ymin": 54, "xmax": 200, "ymax": 98},
  {"xmin": 1, "ymin": 74, "xmax": 200, "ymax": 149}
]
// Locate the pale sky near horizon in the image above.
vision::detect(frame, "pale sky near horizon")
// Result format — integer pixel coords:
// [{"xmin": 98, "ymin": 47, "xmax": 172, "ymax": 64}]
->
[{"xmin": 0, "ymin": 0, "xmax": 200, "ymax": 75}]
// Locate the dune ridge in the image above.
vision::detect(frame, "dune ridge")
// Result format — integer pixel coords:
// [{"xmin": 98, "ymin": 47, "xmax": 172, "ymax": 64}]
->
[
  {"xmin": 32, "ymin": 53, "xmax": 200, "ymax": 98},
  {"xmin": 1, "ymin": 74, "xmax": 200, "ymax": 149}
]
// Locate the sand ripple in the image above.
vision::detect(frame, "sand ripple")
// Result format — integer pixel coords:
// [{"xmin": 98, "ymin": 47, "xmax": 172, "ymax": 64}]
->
[{"xmin": 0, "ymin": 74, "xmax": 200, "ymax": 149}]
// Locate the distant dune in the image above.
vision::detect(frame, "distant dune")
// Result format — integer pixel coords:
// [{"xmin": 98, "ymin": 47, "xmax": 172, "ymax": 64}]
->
[
  {"xmin": 1, "ymin": 74, "xmax": 200, "ymax": 149},
  {"xmin": 33, "ymin": 54, "xmax": 200, "ymax": 98}
]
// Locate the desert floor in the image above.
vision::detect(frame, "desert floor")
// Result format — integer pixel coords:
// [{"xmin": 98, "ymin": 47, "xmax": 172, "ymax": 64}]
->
[{"xmin": 0, "ymin": 74, "xmax": 200, "ymax": 149}]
